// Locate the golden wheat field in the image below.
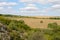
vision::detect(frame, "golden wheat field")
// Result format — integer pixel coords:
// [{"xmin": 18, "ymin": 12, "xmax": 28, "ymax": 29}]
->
[{"xmin": 6, "ymin": 16, "xmax": 60, "ymax": 29}]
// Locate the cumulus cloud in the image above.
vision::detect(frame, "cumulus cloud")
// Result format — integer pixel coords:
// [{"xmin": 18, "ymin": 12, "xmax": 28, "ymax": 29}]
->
[
  {"xmin": 19, "ymin": 3, "xmax": 46, "ymax": 16},
  {"xmin": 7, "ymin": 7, "xmax": 12, "ymax": 9},
  {"xmin": 6, "ymin": 2, "xmax": 17, "ymax": 6},
  {"xmin": 0, "ymin": 1, "xmax": 18, "ymax": 15},
  {"xmin": 19, "ymin": 0, "xmax": 60, "ymax": 4},
  {"xmin": 46, "ymin": 4, "xmax": 60, "ymax": 15},
  {"xmin": 51, "ymin": 4, "xmax": 60, "ymax": 8},
  {"xmin": 48, "ymin": 4, "xmax": 60, "ymax": 10},
  {"xmin": 19, "ymin": 4, "xmax": 39, "ymax": 11},
  {"xmin": 0, "ymin": 6, "xmax": 18, "ymax": 15},
  {"xmin": 19, "ymin": 0, "xmax": 47, "ymax": 4},
  {"xmin": 0, "ymin": 2, "xmax": 17, "ymax": 6},
  {"xmin": 0, "ymin": 0, "xmax": 7, "ymax": 2},
  {"xmin": 0, "ymin": 7, "xmax": 4, "ymax": 10}
]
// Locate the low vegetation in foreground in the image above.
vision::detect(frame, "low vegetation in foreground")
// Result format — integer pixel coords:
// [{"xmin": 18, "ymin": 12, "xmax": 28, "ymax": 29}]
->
[{"xmin": 0, "ymin": 14, "xmax": 60, "ymax": 40}]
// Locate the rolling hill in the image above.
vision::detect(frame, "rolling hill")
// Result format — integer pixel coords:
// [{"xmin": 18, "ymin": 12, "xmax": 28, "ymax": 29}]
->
[{"xmin": 5, "ymin": 16, "xmax": 60, "ymax": 29}]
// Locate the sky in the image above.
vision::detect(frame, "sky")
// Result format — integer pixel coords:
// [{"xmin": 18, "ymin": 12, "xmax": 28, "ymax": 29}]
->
[{"xmin": 0, "ymin": 0, "xmax": 60, "ymax": 16}]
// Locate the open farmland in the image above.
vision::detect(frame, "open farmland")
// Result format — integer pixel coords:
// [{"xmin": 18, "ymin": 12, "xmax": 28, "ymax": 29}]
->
[{"xmin": 6, "ymin": 16, "xmax": 60, "ymax": 29}]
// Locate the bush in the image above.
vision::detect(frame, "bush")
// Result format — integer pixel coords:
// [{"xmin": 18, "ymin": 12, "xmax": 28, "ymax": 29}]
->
[
  {"xmin": 40, "ymin": 20, "xmax": 43, "ymax": 23},
  {"xmin": 27, "ymin": 31, "xmax": 45, "ymax": 40},
  {"xmin": 47, "ymin": 22, "xmax": 60, "ymax": 40},
  {"xmin": 48, "ymin": 22, "xmax": 57, "ymax": 29},
  {"xmin": 0, "ymin": 16, "xmax": 11, "ymax": 25}
]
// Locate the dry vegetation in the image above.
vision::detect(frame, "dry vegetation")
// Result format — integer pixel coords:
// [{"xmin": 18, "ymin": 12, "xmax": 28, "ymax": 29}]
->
[
  {"xmin": 6, "ymin": 16, "xmax": 60, "ymax": 29},
  {"xmin": 0, "ymin": 15, "xmax": 60, "ymax": 40}
]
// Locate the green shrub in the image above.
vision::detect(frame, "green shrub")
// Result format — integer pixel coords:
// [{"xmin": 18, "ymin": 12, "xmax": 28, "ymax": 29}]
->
[
  {"xmin": 47, "ymin": 22, "xmax": 60, "ymax": 40},
  {"xmin": 27, "ymin": 31, "xmax": 45, "ymax": 40}
]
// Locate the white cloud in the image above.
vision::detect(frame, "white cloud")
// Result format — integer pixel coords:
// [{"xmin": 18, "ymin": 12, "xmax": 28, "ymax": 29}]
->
[
  {"xmin": 46, "ymin": 4, "xmax": 60, "ymax": 14},
  {"xmin": 6, "ymin": 2, "xmax": 17, "ymax": 6},
  {"xmin": 0, "ymin": 2, "xmax": 17, "ymax": 15},
  {"xmin": 19, "ymin": 4, "xmax": 40, "ymax": 12},
  {"xmin": 0, "ymin": 0, "xmax": 7, "ymax": 2},
  {"xmin": 19, "ymin": 0, "xmax": 60, "ymax": 4},
  {"xmin": 48, "ymin": 0, "xmax": 59, "ymax": 2},
  {"xmin": 0, "ymin": 2, "xmax": 6, "ymax": 6},
  {"xmin": 44, "ymin": 0, "xmax": 60, "ymax": 4},
  {"xmin": 19, "ymin": 0, "xmax": 30, "ymax": 2},
  {"xmin": 0, "ymin": 6, "xmax": 18, "ymax": 15},
  {"xmin": 0, "ymin": 7, "xmax": 4, "ymax": 10},
  {"xmin": 51, "ymin": 4, "xmax": 60, "ymax": 8},
  {"xmin": 8, "ymin": 7, "xmax": 12, "ymax": 9},
  {"xmin": 0, "ymin": 2, "xmax": 17, "ymax": 6},
  {"xmin": 19, "ymin": 3, "xmax": 47, "ymax": 16},
  {"xmin": 19, "ymin": 0, "xmax": 47, "ymax": 4}
]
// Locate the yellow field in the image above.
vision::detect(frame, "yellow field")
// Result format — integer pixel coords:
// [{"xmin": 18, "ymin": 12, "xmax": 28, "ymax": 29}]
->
[{"xmin": 6, "ymin": 16, "xmax": 60, "ymax": 29}]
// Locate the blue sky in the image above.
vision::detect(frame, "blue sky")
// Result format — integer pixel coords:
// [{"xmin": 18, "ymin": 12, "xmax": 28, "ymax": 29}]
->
[{"xmin": 0, "ymin": 0, "xmax": 60, "ymax": 16}]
